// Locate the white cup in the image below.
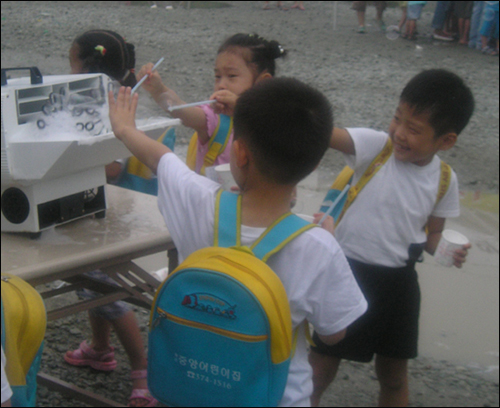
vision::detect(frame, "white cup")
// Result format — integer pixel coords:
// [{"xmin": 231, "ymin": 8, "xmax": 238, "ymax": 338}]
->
[
  {"xmin": 435, "ymin": 229, "xmax": 469, "ymax": 267},
  {"xmin": 214, "ymin": 163, "xmax": 237, "ymax": 191}
]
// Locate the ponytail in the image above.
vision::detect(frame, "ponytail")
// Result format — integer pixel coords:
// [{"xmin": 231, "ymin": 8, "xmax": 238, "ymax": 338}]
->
[
  {"xmin": 218, "ymin": 33, "xmax": 287, "ymax": 77},
  {"xmin": 73, "ymin": 30, "xmax": 137, "ymax": 87}
]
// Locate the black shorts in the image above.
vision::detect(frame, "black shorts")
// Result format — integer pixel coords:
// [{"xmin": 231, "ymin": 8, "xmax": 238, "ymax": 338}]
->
[{"xmin": 311, "ymin": 258, "xmax": 421, "ymax": 362}]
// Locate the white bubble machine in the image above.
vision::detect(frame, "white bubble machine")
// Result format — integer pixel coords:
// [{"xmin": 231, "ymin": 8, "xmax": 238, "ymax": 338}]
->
[{"xmin": 1, "ymin": 67, "xmax": 179, "ymax": 236}]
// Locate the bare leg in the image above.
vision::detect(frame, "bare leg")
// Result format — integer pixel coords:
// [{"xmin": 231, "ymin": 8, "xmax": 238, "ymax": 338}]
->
[
  {"xmin": 89, "ymin": 313, "xmax": 113, "ymax": 351},
  {"xmin": 398, "ymin": 7, "xmax": 407, "ymax": 32},
  {"xmin": 90, "ymin": 311, "xmax": 149, "ymax": 407},
  {"xmin": 309, "ymin": 350, "xmax": 342, "ymax": 407},
  {"xmin": 357, "ymin": 10, "xmax": 365, "ymax": 27},
  {"xmin": 375, "ymin": 355, "xmax": 409, "ymax": 407}
]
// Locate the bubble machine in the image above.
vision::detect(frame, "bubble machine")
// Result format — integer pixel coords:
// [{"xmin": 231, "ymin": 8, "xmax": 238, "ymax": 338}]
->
[{"xmin": 1, "ymin": 68, "xmax": 179, "ymax": 236}]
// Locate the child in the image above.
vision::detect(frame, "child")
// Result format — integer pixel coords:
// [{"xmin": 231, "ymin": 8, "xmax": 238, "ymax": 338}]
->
[
  {"xmin": 480, "ymin": 1, "xmax": 499, "ymax": 55},
  {"xmin": 309, "ymin": 69, "xmax": 474, "ymax": 407},
  {"xmin": 137, "ymin": 33, "xmax": 286, "ymax": 175},
  {"xmin": 66, "ymin": 29, "xmax": 159, "ymax": 408},
  {"xmin": 108, "ymin": 78, "xmax": 368, "ymax": 407},
  {"xmin": 405, "ymin": 1, "xmax": 427, "ymax": 40}
]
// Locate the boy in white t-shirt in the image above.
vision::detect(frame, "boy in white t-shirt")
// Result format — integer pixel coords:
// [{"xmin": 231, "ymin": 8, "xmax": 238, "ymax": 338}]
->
[
  {"xmin": 108, "ymin": 78, "xmax": 368, "ymax": 407},
  {"xmin": 309, "ymin": 69, "xmax": 475, "ymax": 407}
]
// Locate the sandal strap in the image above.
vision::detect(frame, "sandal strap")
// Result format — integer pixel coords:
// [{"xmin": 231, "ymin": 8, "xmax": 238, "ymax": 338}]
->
[
  {"xmin": 130, "ymin": 369, "xmax": 148, "ymax": 380},
  {"xmin": 80, "ymin": 341, "xmax": 115, "ymax": 359},
  {"xmin": 129, "ymin": 389, "xmax": 158, "ymax": 407}
]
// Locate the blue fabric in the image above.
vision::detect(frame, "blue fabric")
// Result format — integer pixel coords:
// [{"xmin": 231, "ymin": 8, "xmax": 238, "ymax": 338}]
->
[
  {"xmin": 470, "ymin": 1, "xmax": 486, "ymax": 48},
  {"xmin": 115, "ymin": 127, "xmax": 176, "ymax": 196},
  {"xmin": 432, "ymin": 1, "xmax": 452, "ymax": 29},
  {"xmin": 216, "ymin": 191, "xmax": 239, "ymax": 247},
  {"xmin": 1, "ymin": 298, "xmax": 43, "ymax": 407},
  {"xmin": 480, "ymin": 4, "xmax": 499, "ymax": 39}
]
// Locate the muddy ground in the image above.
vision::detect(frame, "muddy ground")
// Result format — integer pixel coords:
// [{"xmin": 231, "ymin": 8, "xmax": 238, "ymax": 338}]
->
[{"xmin": 1, "ymin": 1, "xmax": 499, "ymax": 406}]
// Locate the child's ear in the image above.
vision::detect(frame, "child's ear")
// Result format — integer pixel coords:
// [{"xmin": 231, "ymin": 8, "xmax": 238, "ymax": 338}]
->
[
  {"xmin": 438, "ymin": 132, "xmax": 458, "ymax": 151},
  {"xmin": 254, "ymin": 71, "xmax": 272, "ymax": 84},
  {"xmin": 233, "ymin": 139, "xmax": 250, "ymax": 168}
]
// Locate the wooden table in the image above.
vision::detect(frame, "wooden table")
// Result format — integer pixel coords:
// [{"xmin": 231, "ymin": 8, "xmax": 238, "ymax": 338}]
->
[{"xmin": 1, "ymin": 185, "xmax": 178, "ymax": 407}]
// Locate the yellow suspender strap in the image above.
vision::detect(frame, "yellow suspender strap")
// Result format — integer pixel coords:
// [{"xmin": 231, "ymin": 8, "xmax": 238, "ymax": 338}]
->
[
  {"xmin": 201, "ymin": 115, "xmax": 233, "ymax": 175},
  {"xmin": 335, "ymin": 138, "xmax": 393, "ymax": 226},
  {"xmin": 437, "ymin": 161, "xmax": 452, "ymax": 206}
]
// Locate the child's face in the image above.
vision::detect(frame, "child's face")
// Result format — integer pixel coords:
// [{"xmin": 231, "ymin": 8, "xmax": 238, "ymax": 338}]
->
[
  {"xmin": 389, "ymin": 102, "xmax": 446, "ymax": 166},
  {"xmin": 214, "ymin": 51, "xmax": 255, "ymax": 96}
]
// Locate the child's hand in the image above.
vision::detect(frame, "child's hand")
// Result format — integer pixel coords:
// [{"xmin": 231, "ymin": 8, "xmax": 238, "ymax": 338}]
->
[
  {"xmin": 108, "ymin": 86, "xmax": 138, "ymax": 140},
  {"xmin": 314, "ymin": 213, "xmax": 335, "ymax": 236},
  {"xmin": 452, "ymin": 243, "xmax": 471, "ymax": 268},
  {"xmin": 137, "ymin": 63, "xmax": 168, "ymax": 98},
  {"xmin": 210, "ymin": 90, "xmax": 238, "ymax": 116}
]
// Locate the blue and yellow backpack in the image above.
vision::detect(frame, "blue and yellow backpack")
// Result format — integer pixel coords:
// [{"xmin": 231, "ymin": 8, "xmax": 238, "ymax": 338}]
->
[
  {"xmin": 1, "ymin": 274, "xmax": 46, "ymax": 407},
  {"xmin": 148, "ymin": 190, "xmax": 315, "ymax": 407}
]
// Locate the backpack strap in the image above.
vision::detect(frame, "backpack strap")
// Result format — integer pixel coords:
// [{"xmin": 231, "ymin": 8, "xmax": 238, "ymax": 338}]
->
[
  {"xmin": 215, "ymin": 191, "xmax": 315, "ymax": 261},
  {"xmin": 214, "ymin": 190, "xmax": 242, "ymax": 247},
  {"xmin": 335, "ymin": 137, "xmax": 393, "ymax": 226},
  {"xmin": 436, "ymin": 160, "xmax": 452, "ymax": 206},
  {"xmin": 187, "ymin": 114, "xmax": 233, "ymax": 175}
]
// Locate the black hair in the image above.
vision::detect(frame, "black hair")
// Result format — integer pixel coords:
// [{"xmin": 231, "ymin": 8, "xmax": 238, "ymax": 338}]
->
[
  {"xmin": 73, "ymin": 30, "xmax": 137, "ymax": 87},
  {"xmin": 400, "ymin": 69, "xmax": 475, "ymax": 138},
  {"xmin": 234, "ymin": 77, "xmax": 333, "ymax": 185},
  {"xmin": 217, "ymin": 33, "xmax": 287, "ymax": 77}
]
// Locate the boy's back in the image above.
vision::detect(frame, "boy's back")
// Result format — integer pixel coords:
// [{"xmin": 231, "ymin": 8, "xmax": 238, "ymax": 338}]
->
[
  {"xmin": 156, "ymin": 152, "xmax": 367, "ymax": 406},
  {"xmin": 108, "ymin": 77, "xmax": 368, "ymax": 406}
]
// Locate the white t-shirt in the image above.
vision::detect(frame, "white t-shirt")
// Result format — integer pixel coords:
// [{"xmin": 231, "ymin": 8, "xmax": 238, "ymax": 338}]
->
[
  {"xmin": 157, "ymin": 153, "xmax": 368, "ymax": 407},
  {"xmin": 1, "ymin": 346, "xmax": 13, "ymax": 404},
  {"xmin": 336, "ymin": 128, "xmax": 460, "ymax": 268}
]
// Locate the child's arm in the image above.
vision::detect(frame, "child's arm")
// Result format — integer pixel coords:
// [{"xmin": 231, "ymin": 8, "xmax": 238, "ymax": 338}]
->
[
  {"xmin": 137, "ymin": 63, "xmax": 209, "ymax": 143},
  {"xmin": 317, "ymin": 329, "xmax": 346, "ymax": 346},
  {"xmin": 313, "ymin": 213, "xmax": 335, "ymax": 235},
  {"xmin": 210, "ymin": 89, "xmax": 238, "ymax": 117},
  {"xmin": 109, "ymin": 87, "xmax": 171, "ymax": 174},
  {"xmin": 425, "ymin": 215, "xmax": 471, "ymax": 268},
  {"xmin": 330, "ymin": 127, "xmax": 356, "ymax": 155}
]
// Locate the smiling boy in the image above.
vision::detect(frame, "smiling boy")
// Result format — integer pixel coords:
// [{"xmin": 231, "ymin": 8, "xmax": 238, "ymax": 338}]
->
[{"xmin": 309, "ymin": 69, "xmax": 475, "ymax": 407}]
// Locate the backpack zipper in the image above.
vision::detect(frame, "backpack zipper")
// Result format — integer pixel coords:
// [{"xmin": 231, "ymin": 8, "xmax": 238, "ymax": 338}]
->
[{"xmin": 153, "ymin": 307, "xmax": 268, "ymax": 343}]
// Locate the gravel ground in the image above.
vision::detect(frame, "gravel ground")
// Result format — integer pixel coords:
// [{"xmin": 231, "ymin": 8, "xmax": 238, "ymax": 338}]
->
[{"xmin": 1, "ymin": 1, "xmax": 499, "ymax": 407}]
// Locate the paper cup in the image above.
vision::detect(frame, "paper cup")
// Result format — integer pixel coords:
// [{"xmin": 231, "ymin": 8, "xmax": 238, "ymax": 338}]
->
[
  {"xmin": 435, "ymin": 229, "xmax": 469, "ymax": 267},
  {"xmin": 214, "ymin": 163, "xmax": 237, "ymax": 191},
  {"xmin": 296, "ymin": 214, "xmax": 314, "ymax": 223}
]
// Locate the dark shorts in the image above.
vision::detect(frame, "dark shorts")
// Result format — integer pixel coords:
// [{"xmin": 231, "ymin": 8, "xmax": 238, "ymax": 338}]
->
[
  {"xmin": 311, "ymin": 258, "xmax": 420, "ymax": 362},
  {"xmin": 454, "ymin": 1, "xmax": 473, "ymax": 19}
]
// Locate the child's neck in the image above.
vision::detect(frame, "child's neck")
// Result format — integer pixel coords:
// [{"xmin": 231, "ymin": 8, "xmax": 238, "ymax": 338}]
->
[{"xmin": 240, "ymin": 183, "xmax": 294, "ymax": 228}]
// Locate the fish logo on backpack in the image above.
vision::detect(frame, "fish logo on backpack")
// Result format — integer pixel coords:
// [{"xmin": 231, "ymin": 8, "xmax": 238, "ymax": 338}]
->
[{"xmin": 148, "ymin": 190, "xmax": 315, "ymax": 407}]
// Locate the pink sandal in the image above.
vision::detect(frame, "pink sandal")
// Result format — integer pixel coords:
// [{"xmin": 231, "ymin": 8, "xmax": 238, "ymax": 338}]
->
[
  {"xmin": 64, "ymin": 340, "xmax": 117, "ymax": 371},
  {"xmin": 129, "ymin": 370, "xmax": 158, "ymax": 407}
]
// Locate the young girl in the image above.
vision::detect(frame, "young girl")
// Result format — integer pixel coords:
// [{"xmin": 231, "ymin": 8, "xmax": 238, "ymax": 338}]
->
[
  {"xmin": 137, "ymin": 33, "xmax": 287, "ymax": 175},
  {"xmin": 66, "ymin": 30, "xmax": 158, "ymax": 408}
]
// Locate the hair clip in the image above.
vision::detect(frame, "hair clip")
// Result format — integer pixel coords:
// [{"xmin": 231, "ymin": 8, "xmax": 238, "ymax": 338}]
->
[
  {"xmin": 94, "ymin": 45, "xmax": 107, "ymax": 56},
  {"xmin": 278, "ymin": 45, "xmax": 285, "ymax": 55}
]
